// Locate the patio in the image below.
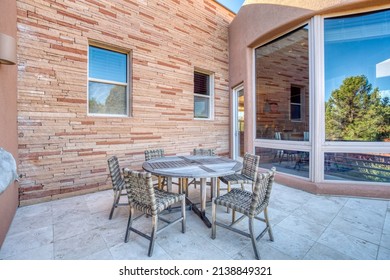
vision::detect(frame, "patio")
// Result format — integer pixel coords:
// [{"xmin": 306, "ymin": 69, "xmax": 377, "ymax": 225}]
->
[{"xmin": 1, "ymin": 181, "xmax": 389, "ymax": 260}]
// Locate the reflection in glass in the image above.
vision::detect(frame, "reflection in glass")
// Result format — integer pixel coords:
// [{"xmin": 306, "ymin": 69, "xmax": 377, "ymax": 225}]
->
[
  {"xmin": 324, "ymin": 153, "xmax": 390, "ymax": 183},
  {"xmin": 256, "ymin": 147, "xmax": 310, "ymax": 178},
  {"xmin": 237, "ymin": 89, "xmax": 245, "ymax": 157},
  {"xmin": 255, "ymin": 25, "xmax": 310, "ymax": 141},
  {"xmin": 89, "ymin": 46, "xmax": 127, "ymax": 83},
  {"xmin": 88, "ymin": 82, "xmax": 127, "ymax": 115},
  {"xmin": 194, "ymin": 96, "xmax": 209, "ymax": 118},
  {"xmin": 324, "ymin": 9, "xmax": 390, "ymax": 142}
]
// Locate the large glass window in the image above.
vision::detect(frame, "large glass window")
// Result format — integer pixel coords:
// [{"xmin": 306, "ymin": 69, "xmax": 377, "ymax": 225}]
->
[
  {"xmin": 256, "ymin": 147, "xmax": 310, "ymax": 178},
  {"xmin": 254, "ymin": 10, "xmax": 390, "ymax": 184},
  {"xmin": 194, "ymin": 71, "xmax": 213, "ymax": 119},
  {"xmin": 325, "ymin": 153, "xmax": 390, "ymax": 183},
  {"xmin": 88, "ymin": 45, "xmax": 129, "ymax": 116},
  {"xmin": 324, "ymin": 9, "xmax": 390, "ymax": 142},
  {"xmin": 255, "ymin": 25, "xmax": 310, "ymax": 141}
]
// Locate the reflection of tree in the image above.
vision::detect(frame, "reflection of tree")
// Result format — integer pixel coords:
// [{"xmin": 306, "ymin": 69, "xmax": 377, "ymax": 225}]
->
[
  {"xmin": 89, "ymin": 97, "xmax": 104, "ymax": 113},
  {"xmin": 325, "ymin": 75, "xmax": 389, "ymax": 141},
  {"xmin": 105, "ymin": 85, "xmax": 126, "ymax": 114},
  {"xmin": 379, "ymin": 97, "xmax": 390, "ymax": 140},
  {"xmin": 89, "ymin": 85, "xmax": 126, "ymax": 115}
]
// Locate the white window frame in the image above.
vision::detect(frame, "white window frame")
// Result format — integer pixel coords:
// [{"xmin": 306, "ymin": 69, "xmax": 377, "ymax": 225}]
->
[
  {"xmin": 193, "ymin": 69, "xmax": 214, "ymax": 120},
  {"xmin": 87, "ymin": 43, "xmax": 131, "ymax": 117},
  {"xmin": 253, "ymin": 9, "xmax": 390, "ymax": 185},
  {"xmin": 253, "ymin": 22, "xmax": 312, "ymax": 180},
  {"xmin": 319, "ymin": 8, "xmax": 390, "ymax": 184}
]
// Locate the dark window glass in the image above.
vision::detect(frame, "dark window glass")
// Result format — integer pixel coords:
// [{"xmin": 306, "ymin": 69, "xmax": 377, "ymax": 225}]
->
[{"xmin": 194, "ymin": 72, "xmax": 210, "ymax": 96}]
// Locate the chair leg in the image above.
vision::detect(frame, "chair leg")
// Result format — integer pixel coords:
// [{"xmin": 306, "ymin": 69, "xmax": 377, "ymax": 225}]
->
[
  {"xmin": 226, "ymin": 182, "xmax": 231, "ymax": 213},
  {"xmin": 124, "ymin": 207, "xmax": 134, "ymax": 243},
  {"xmin": 217, "ymin": 179, "xmax": 220, "ymax": 197},
  {"xmin": 232, "ymin": 210, "xmax": 236, "ymax": 224},
  {"xmin": 148, "ymin": 215, "xmax": 158, "ymax": 257},
  {"xmin": 249, "ymin": 217, "xmax": 261, "ymax": 260},
  {"xmin": 211, "ymin": 201, "xmax": 217, "ymax": 239},
  {"xmin": 264, "ymin": 207, "xmax": 274, "ymax": 241},
  {"xmin": 181, "ymin": 198, "xmax": 186, "ymax": 233},
  {"xmin": 109, "ymin": 189, "xmax": 120, "ymax": 220}
]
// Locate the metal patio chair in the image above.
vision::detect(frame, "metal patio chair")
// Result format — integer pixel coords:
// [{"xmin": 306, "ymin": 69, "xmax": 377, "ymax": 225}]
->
[
  {"xmin": 107, "ymin": 156, "xmax": 129, "ymax": 219},
  {"xmin": 187, "ymin": 148, "xmax": 216, "ymax": 190},
  {"xmin": 144, "ymin": 149, "xmax": 166, "ymax": 190},
  {"xmin": 123, "ymin": 169, "xmax": 186, "ymax": 257},
  {"xmin": 217, "ymin": 152, "xmax": 260, "ymax": 196},
  {"xmin": 211, "ymin": 167, "xmax": 276, "ymax": 260}
]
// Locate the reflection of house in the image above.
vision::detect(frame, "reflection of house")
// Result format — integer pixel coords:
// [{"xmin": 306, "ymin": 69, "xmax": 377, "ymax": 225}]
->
[
  {"xmin": 1, "ymin": 0, "xmax": 390, "ymax": 247},
  {"xmin": 376, "ymin": 58, "xmax": 390, "ymax": 78},
  {"xmin": 255, "ymin": 28, "xmax": 309, "ymax": 139}
]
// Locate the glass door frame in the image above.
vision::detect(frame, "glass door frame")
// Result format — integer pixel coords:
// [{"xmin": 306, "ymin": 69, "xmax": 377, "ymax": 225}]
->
[{"xmin": 232, "ymin": 84, "xmax": 244, "ymax": 160}]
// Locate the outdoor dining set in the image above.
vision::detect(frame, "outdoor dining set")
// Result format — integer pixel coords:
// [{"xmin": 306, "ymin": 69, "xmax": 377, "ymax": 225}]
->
[{"xmin": 107, "ymin": 148, "xmax": 276, "ymax": 260}]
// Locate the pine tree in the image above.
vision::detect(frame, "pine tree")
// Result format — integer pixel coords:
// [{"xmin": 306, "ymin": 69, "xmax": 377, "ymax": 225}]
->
[{"xmin": 325, "ymin": 75, "xmax": 386, "ymax": 141}]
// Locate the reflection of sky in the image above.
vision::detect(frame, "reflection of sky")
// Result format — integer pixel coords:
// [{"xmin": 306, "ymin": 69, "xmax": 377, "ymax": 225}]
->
[
  {"xmin": 89, "ymin": 82, "xmax": 115, "ymax": 104},
  {"xmin": 89, "ymin": 46, "xmax": 127, "ymax": 83},
  {"xmin": 215, "ymin": 0, "xmax": 244, "ymax": 13},
  {"xmin": 194, "ymin": 96, "xmax": 208, "ymax": 117},
  {"xmin": 324, "ymin": 9, "xmax": 390, "ymax": 100}
]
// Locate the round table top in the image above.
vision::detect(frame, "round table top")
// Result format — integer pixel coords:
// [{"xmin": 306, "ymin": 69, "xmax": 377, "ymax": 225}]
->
[{"xmin": 142, "ymin": 155, "xmax": 242, "ymax": 178}]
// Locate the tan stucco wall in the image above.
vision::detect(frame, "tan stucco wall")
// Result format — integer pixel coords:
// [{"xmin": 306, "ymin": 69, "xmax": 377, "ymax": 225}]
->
[
  {"xmin": 0, "ymin": 0, "xmax": 18, "ymax": 247},
  {"xmin": 230, "ymin": 0, "xmax": 390, "ymax": 198}
]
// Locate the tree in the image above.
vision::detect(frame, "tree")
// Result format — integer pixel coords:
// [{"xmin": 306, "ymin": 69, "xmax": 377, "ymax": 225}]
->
[
  {"xmin": 89, "ymin": 97, "xmax": 105, "ymax": 114},
  {"xmin": 105, "ymin": 85, "xmax": 126, "ymax": 115},
  {"xmin": 325, "ymin": 75, "xmax": 386, "ymax": 141},
  {"xmin": 378, "ymin": 97, "xmax": 390, "ymax": 141}
]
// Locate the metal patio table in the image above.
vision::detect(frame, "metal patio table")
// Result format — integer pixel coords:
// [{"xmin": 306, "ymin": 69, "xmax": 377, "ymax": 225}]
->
[{"xmin": 142, "ymin": 155, "xmax": 242, "ymax": 227}]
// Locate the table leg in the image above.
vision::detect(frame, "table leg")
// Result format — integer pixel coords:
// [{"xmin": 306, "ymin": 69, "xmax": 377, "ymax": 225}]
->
[
  {"xmin": 200, "ymin": 178, "xmax": 207, "ymax": 212},
  {"xmin": 167, "ymin": 177, "xmax": 172, "ymax": 192},
  {"xmin": 188, "ymin": 177, "xmax": 212, "ymax": 228},
  {"xmin": 211, "ymin": 177, "xmax": 217, "ymax": 199}
]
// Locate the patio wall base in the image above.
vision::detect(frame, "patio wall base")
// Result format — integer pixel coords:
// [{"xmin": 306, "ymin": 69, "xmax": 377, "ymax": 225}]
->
[{"xmin": 275, "ymin": 172, "xmax": 390, "ymax": 200}]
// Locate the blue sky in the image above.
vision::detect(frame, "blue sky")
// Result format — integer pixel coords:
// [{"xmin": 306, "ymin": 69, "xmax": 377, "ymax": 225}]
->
[
  {"xmin": 215, "ymin": 0, "xmax": 245, "ymax": 13},
  {"xmin": 324, "ymin": 9, "xmax": 390, "ymax": 100}
]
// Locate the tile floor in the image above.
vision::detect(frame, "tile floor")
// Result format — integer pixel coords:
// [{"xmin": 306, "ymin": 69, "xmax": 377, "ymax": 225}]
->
[{"xmin": 1, "ymin": 182, "xmax": 390, "ymax": 260}]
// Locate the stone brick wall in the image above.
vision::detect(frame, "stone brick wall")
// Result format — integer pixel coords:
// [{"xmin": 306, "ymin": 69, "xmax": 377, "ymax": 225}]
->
[{"xmin": 16, "ymin": 0, "xmax": 234, "ymax": 205}]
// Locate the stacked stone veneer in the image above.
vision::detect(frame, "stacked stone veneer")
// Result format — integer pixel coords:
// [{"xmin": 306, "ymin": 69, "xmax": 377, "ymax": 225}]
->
[{"xmin": 16, "ymin": 0, "xmax": 234, "ymax": 205}]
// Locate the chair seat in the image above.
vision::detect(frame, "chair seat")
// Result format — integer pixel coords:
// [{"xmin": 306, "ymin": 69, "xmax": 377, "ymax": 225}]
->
[
  {"xmin": 212, "ymin": 168, "xmax": 276, "ymax": 260},
  {"xmin": 214, "ymin": 188, "xmax": 266, "ymax": 217},
  {"xmin": 130, "ymin": 189, "xmax": 185, "ymax": 215},
  {"xmin": 219, "ymin": 173, "xmax": 253, "ymax": 185}
]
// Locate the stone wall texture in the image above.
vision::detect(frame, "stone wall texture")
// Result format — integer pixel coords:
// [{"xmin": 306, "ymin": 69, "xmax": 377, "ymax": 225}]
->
[{"xmin": 16, "ymin": 0, "xmax": 234, "ymax": 205}]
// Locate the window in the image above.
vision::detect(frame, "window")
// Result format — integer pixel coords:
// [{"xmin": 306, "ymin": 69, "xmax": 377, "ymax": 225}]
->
[
  {"xmin": 253, "ymin": 9, "xmax": 390, "ymax": 184},
  {"xmin": 324, "ymin": 152, "xmax": 390, "ymax": 183},
  {"xmin": 256, "ymin": 147, "xmax": 310, "ymax": 178},
  {"xmin": 324, "ymin": 9, "xmax": 390, "ymax": 142},
  {"xmin": 194, "ymin": 71, "xmax": 213, "ymax": 119},
  {"xmin": 290, "ymin": 86, "xmax": 302, "ymax": 121},
  {"xmin": 255, "ymin": 25, "xmax": 309, "ymax": 141},
  {"xmin": 88, "ymin": 45, "xmax": 129, "ymax": 116}
]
